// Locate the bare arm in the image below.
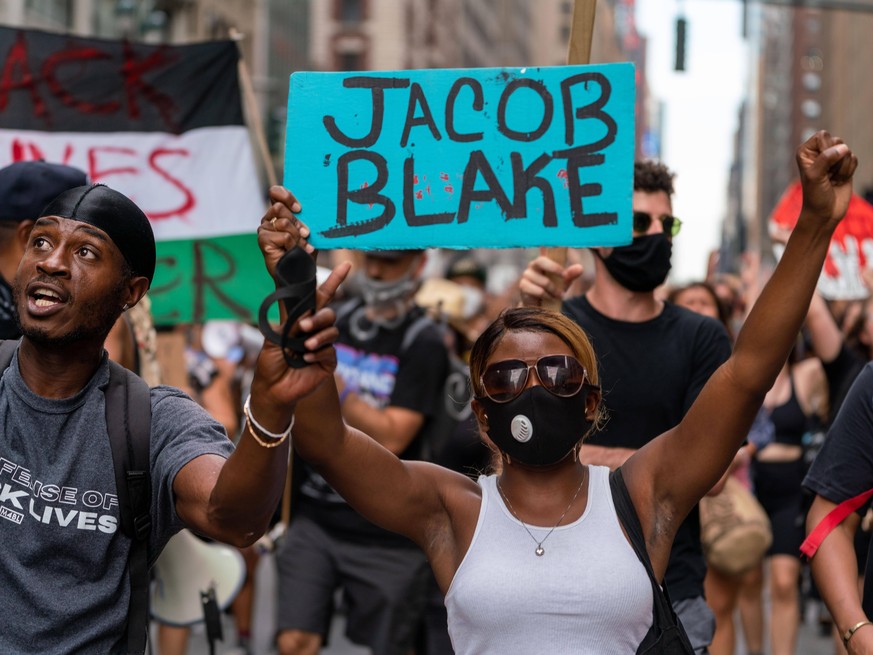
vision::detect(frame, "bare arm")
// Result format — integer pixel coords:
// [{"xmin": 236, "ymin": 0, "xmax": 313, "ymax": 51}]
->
[
  {"xmin": 216, "ymin": 188, "xmax": 479, "ymax": 568},
  {"xmin": 807, "ymin": 497, "xmax": 873, "ymax": 654},
  {"xmin": 172, "ymin": 191, "xmax": 348, "ymax": 547},
  {"xmin": 806, "ymin": 289, "xmax": 843, "ymax": 364},
  {"xmin": 295, "ymin": 375, "xmax": 477, "ymax": 558},
  {"xmin": 623, "ymin": 132, "xmax": 858, "ymax": 572},
  {"xmin": 794, "ymin": 355, "xmax": 829, "ymax": 422}
]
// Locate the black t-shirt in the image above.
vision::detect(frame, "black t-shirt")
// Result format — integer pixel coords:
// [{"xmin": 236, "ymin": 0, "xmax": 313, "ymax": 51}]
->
[
  {"xmin": 296, "ymin": 302, "xmax": 449, "ymax": 548},
  {"xmin": 0, "ymin": 276, "xmax": 21, "ymax": 340},
  {"xmin": 563, "ymin": 295, "xmax": 733, "ymax": 601},
  {"xmin": 804, "ymin": 362, "xmax": 873, "ymax": 615}
]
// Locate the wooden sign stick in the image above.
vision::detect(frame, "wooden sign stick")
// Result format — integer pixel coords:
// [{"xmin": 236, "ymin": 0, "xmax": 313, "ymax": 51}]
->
[
  {"xmin": 543, "ymin": 0, "xmax": 597, "ymax": 311},
  {"xmin": 230, "ymin": 28, "xmax": 278, "ymax": 188}
]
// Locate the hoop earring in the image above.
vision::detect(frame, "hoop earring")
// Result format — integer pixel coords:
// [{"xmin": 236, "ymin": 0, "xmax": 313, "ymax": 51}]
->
[
  {"xmin": 573, "ymin": 446, "xmax": 578, "ymax": 463},
  {"xmin": 503, "ymin": 451, "xmax": 512, "ymax": 466}
]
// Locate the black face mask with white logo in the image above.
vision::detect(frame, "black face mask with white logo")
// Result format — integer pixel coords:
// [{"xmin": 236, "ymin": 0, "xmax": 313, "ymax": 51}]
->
[
  {"xmin": 476, "ymin": 385, "xmax": 593, "ymax": 467},
  {"xmin": 599, "ymin": 233, "xmax": 673, "ymax": 292}
]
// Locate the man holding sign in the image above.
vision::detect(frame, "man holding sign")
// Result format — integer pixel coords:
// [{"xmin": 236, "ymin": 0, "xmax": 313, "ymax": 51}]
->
[{"xmin": 519, "ymin": 160, "xmax": 733, "ymax": 653}]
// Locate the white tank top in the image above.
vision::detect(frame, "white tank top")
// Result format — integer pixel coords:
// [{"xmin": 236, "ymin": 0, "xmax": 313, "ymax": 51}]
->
[{"xmin": 445, "ymin": 465, "xmax": 653, "ymax": 654}]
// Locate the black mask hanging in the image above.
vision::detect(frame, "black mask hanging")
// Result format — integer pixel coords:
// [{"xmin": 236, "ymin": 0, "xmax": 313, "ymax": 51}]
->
[
  {"xmin": 599, "ymin": 233, "xmax": 673, "ymax": 292},
  {"xmin": 477, "ymin": 385, "xmax": 593, "ymax": 467}
]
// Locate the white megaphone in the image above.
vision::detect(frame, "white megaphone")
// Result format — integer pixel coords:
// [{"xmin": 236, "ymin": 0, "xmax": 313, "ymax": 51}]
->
[{"xmin": 151, "ymin": 529, "xmax": 246, "ymax": 626}]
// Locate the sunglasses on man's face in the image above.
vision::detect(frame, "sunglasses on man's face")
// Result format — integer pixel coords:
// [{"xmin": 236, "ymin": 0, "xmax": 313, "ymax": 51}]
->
[
  {"xmin": 479, "ymin": 354, "xmax": 589, "ymax": 403},
  {"xmin": 633, "ymin": 211, "xmax": 682, "ymax": 237}
]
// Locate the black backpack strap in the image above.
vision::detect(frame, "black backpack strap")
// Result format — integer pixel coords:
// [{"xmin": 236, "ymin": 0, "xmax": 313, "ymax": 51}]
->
[
  {"xmin": 333, "ymin": 297, "xmax": 362, "ymax": 325},
  {"xmin": 105, "ymin": 360, "xmax": 152, "ymax": 655},
  {"xmin": 399, "ymin": 313, "xmax": 437, "ymax": 354},
  {"xmin": 609, "ymin": 467, "xmax": 695, "ymax": 654},
  {"xmin": 0, "ymin": 338, "xmax": 20, "ymax": 371}
]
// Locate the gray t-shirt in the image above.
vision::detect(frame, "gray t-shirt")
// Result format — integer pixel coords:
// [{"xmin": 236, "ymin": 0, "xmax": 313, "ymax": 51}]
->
[{"xmin": 0, "ymin": 351, "xmax": 234, "ymax": 653}]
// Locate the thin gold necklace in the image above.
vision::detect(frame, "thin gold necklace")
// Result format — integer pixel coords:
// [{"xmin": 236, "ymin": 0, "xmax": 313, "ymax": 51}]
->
[{"xmin": 496, "ymin": 467, "xmax": 587, "ymax": 557}]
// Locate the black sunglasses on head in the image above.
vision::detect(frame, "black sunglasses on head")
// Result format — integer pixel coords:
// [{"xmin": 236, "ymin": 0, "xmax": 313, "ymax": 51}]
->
[
  {"xmin": 633, "ymin": 211, "xmax": 682, "ymax": 237},
  {"xmin": 479, "ymin": 354, "xmax": 590, "ymax": 403}
]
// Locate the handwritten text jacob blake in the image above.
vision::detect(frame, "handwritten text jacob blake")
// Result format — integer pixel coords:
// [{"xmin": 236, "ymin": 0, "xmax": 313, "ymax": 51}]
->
[{"xmin": 317, "ymin": 71, "xmax": 621, "ymax": 238}]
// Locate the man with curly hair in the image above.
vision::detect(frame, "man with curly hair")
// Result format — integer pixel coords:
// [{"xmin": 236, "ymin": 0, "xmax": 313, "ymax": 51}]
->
[{"xmin": 520, "ymin": 160, "xmax": 733, "ymax": 653}]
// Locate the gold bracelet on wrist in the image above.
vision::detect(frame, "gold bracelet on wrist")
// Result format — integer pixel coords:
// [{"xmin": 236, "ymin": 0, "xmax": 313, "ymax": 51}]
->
[
  {"xmin": 245, "ymin": 419, "xmax": 289, "ymax": 448},
  {"xmin": 243, "ymin": 394, "xmax": 293, "ymax": 448},
  {"xmin": 843, "ymin": 619, "xmax": 873, "ymax": 647}
]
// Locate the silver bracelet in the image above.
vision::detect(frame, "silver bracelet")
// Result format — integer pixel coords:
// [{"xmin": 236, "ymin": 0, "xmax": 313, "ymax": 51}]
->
[{"xmin": 243, "ymin": 394, "xmax": 294, "ymax": 441}]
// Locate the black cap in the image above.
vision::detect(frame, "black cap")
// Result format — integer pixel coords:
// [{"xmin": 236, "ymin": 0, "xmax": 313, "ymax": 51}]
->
[
  {"xmin": 41, "ymin": 184, "xmax": 156, "ymax": 284},
  {"xmin": 0, "ymin": 161, "xmax": 89, "ymax": 222},
  {"xmin": 446, "ymin": 254, "xmax": 487, "ymax": 286}
]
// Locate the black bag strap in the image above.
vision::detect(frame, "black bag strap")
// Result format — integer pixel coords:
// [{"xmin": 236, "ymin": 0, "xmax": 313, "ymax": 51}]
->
[
  {"xmin": 399, "ymin": 313, "xmax": 437, "ymax": 354},
  {"xmin": 0, "ymin": 338, "xmax": 18, "ymax": 370},
  {"xmin": 105, "ymin": 360, "xmax": 152, "ymax": 655},
  {"xmin": 609, "ymin": 467, "xmax": 695, "ymax": 654}
]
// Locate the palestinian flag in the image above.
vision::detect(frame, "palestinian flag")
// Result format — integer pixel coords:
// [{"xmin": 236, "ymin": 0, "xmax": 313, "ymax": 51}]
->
[{"xmin": 0, "ymin": 25, "xmax": 269, "ymax": 324}]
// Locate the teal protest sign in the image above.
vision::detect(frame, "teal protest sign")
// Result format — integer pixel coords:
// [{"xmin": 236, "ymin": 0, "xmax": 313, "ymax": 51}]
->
[{"xmin": 285, "ymin": 63, "xmax": 635, "ymax": 250}]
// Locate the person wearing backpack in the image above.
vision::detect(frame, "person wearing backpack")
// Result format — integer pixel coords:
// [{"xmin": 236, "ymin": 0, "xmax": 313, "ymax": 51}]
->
[{"xmin": 0, "ymin": 182, "xmax": 346, "ymax": 654}]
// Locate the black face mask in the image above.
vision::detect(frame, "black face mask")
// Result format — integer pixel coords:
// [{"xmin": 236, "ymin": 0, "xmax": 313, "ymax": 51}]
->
[
  {"xmin": 477, "ymin": 385, "xmax": 593, "ymax": 467},
  {"xmin": 599, "ymin": 233, "xmax": 673, "ymax": 292}
]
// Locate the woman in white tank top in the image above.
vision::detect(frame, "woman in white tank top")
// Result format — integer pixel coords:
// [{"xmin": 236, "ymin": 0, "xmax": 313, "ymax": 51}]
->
[{"xmin": 279, "ymin": 132, "xmax": 856, "ymax": 653}]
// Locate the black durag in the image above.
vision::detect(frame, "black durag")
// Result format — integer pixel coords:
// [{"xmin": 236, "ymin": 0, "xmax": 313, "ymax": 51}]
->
[{"xmin": 40, "ymin": 184, "xmax": 156, "ymax": 284}]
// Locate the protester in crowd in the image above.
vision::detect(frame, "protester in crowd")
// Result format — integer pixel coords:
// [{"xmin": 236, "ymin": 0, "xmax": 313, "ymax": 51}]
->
[
  {"xmin": 0, "ymin": 160, "xmax": 164, "ymax": 389},
  {"xmin": 0, "ymin": 182, "xmax": 346, "ymax": 653},
  {"xmin": 275, "ymin": 248, "xmax": 449, "ymax": 655},
  {"xmin": 0, "ymin": 159, "xmax": 191, "ymax": 653},
  {"xmin": 668, "ymin": 281, "xmax": 734, "ymax": 341},
  {"xmin": 803, "ymin": 358, "xmax": 873, "ymax": 655},
  {"xmin": 709, "ymin": 272, "xmax": 747, "ymax": 338},
  {"xmin": 669, "ymin": 279, "xmax": 764, "ymax": 655},
  {"xmin": 802, "ymin": 276, "xmax": 873, "ymax": 654},
  {"xmin": 806, "ymin": 284, "xmax": 873, "ymax": 423},
  {"xmin": 442, "ymin": 252, "xmax": 492, "ymax": 362},
  {"xmin": 270, "ymin": 130, "xmax": 856, "ymax": 653},
  {"xmin": 517, "ymin": 159, "xmax": 733, "ymax": 652},
  {"xmin": 0, "ymin": 160, "xmax": 88, "ymax": 338},
  {"xmin": 752, "ymin": 345, "xmax": 827, "ymax": 655}
]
